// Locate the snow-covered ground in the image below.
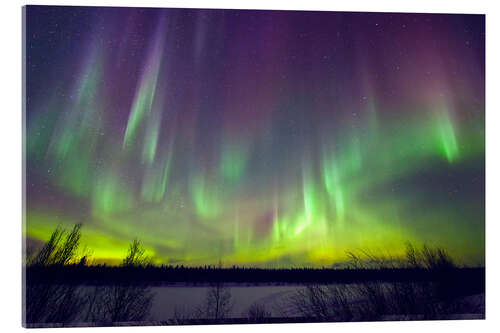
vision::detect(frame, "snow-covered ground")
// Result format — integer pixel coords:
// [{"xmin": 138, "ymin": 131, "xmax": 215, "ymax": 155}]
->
[{"xmin": 150, "ymin": 285, "xmax": 299, "ymax": 320}]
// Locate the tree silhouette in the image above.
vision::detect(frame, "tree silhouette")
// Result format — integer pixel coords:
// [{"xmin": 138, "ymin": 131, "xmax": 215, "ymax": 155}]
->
[
  {"xmin": 29, "ymin": 224, "xmax": 83, "ymax": 267},
  {"xmin": 86, "ymin": 239, "xmax": 153, "ymax": 323},
  {"xmin": 195, "ymin": 261, "xmax": 233, "ymax": 320},
  {"xmin": 121, "ymin": 238, "xmax": 151, "ymax": 267},
  {"xmin": 25, "ymin": 224, "xmax": 85, "ymax": 324}
]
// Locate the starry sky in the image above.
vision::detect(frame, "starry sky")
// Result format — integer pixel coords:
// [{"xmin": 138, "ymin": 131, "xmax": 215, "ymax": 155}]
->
[{"xmin": 24, "ymin": 6, "xmax": 485, "ymax": 267}]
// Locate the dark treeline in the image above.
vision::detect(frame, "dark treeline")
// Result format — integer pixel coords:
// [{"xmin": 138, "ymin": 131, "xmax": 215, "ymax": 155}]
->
[{"xmin": 25, "ymin": 265, "xmax": 484, "ymax": 290}]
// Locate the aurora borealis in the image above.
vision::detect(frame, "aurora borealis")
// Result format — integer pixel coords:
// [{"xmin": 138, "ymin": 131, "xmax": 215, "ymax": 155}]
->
[{"xmin": 24, "ymin": 6, "xmax": 485, "ymax": 267}]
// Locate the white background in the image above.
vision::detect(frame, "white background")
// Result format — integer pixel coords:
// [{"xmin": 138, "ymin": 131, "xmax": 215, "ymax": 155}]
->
[{"xmin": 0, "ymin": 0, "xmax": 498, "ymax": 332}]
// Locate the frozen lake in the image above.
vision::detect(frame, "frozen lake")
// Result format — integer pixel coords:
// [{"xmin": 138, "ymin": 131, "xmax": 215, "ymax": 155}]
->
[{"xmin": 149, "ymin": 284, "xmax": 301, "ymax": 320}]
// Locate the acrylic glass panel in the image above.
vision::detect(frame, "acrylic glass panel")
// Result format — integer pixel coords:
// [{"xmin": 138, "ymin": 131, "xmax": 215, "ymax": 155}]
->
[{"xmin": 22, "ymin": 5, "xmax": 485, "ymax": 327}]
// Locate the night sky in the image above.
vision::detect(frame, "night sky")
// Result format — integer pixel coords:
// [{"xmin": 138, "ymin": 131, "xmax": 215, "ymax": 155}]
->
[{"xmin": 25, "ymin": 6, "xmax": 485, "ymax": 267}]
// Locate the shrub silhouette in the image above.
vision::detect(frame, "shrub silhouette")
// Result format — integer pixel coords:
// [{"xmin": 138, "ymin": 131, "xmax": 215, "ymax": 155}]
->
[
  {"xmin": 26, "ymin": 283, "xmax": 85, "ymax": 324},
  {"xmin": 25, "ymin": 224, "xmax": 86, "ymax": 325},
  {"xmin": 289, "ymin": 243, "xmax": 473, "ymax": 321},
  {"xmin": 121, "ymin": 238, "xmax": 152, "ymax": 268},
  {"xmin": 85, "ymin": 239, "xmax": 153, "ymax": 323},
  {"xmin": 246, "ymin": 302, "xmax": 272, "ymax": 322},
  {"xmin": 29, "ymin": 224, "xmax": 83, "ymax": 267},
  {"xmin": 25, "ymin": 228, "xmax": 154, "ymax": 326},
  {"xmin": 85, "ymin": 283, "xmax": 153, "ymax": 323},
  {"xmin": 290, "ymin": 284, "xmax": 353, "ymax": 321}
]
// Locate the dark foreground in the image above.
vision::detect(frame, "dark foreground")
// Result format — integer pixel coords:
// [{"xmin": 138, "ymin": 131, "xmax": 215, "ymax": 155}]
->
[{"xmin": 24, "ymin": 266, "xmax": 485, "ymax": 327}]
